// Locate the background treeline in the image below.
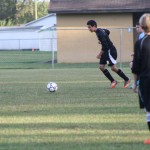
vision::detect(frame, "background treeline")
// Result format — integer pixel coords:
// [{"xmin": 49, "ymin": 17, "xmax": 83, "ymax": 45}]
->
[{"xmin": 0, "ymin": 0, "xmax": 49, "ymax": 26}]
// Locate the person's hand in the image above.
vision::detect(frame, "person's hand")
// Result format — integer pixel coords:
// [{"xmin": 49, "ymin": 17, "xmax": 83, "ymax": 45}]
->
[
  {"xmin": 131, "ymin": 53, "xmax": 134, "ymax": 57},
  {"xmin": 97, "ymin": 50, "xmax": 103, "ymax": 59},
  {"xmin": 98, "ymin": 41, "xmax": 101, "ymax": 44},
  {"xmin": 132, "ymin": 84, "xmax": 137, "ymax": 93},
  {"xmin": 129, "ymin": 61, "xmax": 133, "ymax": 69},
  {"xmin": 96, "ymin": 53, "xmax": 101, "ymax": 59}
]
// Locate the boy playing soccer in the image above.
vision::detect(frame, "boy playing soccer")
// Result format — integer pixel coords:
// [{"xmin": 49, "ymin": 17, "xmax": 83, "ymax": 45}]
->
[{"xmin": 87, "ymin": 20, "xmax": 130, "ymax": 88}]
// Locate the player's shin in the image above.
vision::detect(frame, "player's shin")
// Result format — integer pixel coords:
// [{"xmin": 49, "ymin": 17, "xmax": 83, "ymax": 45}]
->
[
  {"xmin": 102, "ymin": 69, "xmax": 115, "ymax": 82},
  {"xmin": 116, "ymin": 69, "xmax": 129, "ymax": 81},
  {"xmin": 146, "ymin": 113, "xmax": 150, "ymax": 131}
]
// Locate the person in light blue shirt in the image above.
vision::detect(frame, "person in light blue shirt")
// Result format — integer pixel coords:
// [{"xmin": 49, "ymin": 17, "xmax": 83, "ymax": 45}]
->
[
  {"xmin": 136, "ymin": 22, "xmax": 145, "ymax": 39},
  {"xmin": 130, "ymin": 22, "xmax": 145, "ymax": 91},
  {"xmin": 139, "ymin": 32, "xmax": 145, "ymax": 39}
]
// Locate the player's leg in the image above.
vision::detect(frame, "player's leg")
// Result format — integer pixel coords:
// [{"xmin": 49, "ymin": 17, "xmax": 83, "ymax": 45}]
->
[
  {"xmin": 140, "ymin": 78, "xmax": 150, "ymax": 144},
  {"xmin": 99, "ymin": 63, "xmax": 117, "ymax": 88},
  {"xmin": 138, "ymin": 87, "xmax": 145, "ymax": 109},
  {"xmin": 108, "ymin": 49, "xmax": 130, "ymax": 88},
  {"xmin": 110, "ymin": 65, "xmax": 130, "ymax": 88},
  {"xmin": 114, "ymin": 65, "xmax": 130, "ymax": 88},
  {"xmin": 144, "ymin": 112, "xmax": 150, "ymax": 144},
  {"xmin": 146, "ymin": 112, "xmax": 150, "ymax": 131},
  {"xmin": 111, "ymin": 64, "xmax": 129, "ymax": 80},
  {"xmin": 99, "ymin": 64, "xmax": 114, "ymax": 82}
]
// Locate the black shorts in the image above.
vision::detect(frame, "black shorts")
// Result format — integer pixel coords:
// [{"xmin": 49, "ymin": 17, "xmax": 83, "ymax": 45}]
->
[
  {"xmin": 99, "ymin": 50, "xmax": 117, "ymax": 66},
  {"xmin": 138, "ymin": 77, "xmax": 150, "ymax": 111}
]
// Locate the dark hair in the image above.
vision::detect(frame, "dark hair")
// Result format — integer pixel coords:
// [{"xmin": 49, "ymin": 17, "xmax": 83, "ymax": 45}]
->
[
  {"xmin": 87, "ymin": 20, "xmax": 97, "ymax": 27},
  {"xmin": 136, "ymin": 21, "xmax": 140, "ymax": 26}
]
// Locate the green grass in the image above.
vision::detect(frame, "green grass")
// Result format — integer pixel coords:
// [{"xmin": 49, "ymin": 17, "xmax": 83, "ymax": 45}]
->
[
  {"xmin": 0, "ymin": 50, "xmax": 129, "ymax": 69},
  {"xmin": 0, "ymin": 68, "xmax": 149, "ymax": 150},
  {"xmin": 0, "ymin": 52, "xmax": 149, "ymax": 149},
  {"xmin": 0, "ymin": 51, "xmax": 56, "ymax": 69}
]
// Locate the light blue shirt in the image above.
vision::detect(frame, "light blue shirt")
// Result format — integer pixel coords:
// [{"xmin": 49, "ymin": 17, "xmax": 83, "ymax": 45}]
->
[{"xmin": 139, "ymin": 32, "xmax": 145, "ymax": 40}]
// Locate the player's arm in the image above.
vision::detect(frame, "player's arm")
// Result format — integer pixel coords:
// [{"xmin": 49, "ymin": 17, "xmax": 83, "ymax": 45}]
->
[
  {"xmin": 132, "ymin": 41, "xmax": 141, "ymax": 74},
  {"xmin": 132, "ymin": 41, "xmax": 141, "ymax": 92},
  {"xmin": 132, "ymin": 73, "xmax": 138, "ymax": 92},
  {"xmin": 97, "ymin": 30, "xmax": 110, "ymax": 58},
  {"xmin": 103, "ymin": 29, "xmax": 110, "ymax": 36},
  {"xmin": 96, "ymin": 50, "xmax": 104, "ymax": 59},
  {"xmin": 131, "ymin": 52, "xmax": 134, "ymax": 57}
]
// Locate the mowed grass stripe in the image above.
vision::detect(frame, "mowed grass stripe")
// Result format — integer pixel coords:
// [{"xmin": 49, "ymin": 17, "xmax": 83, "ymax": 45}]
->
[
  {"xmin": 0, "ymin": 65, "xmax": 149, "ymax": 150},
  {"xmin": 0, "ymin": 114, "xmax": 144, "ymax": 124},
  {"xmin": 0, "ymin": 80, "xmax": 126, "ymax": 84}
]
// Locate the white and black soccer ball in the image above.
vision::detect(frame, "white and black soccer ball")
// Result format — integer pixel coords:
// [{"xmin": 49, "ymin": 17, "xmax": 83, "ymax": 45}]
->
[{"xmin": 47, "ymin": 82, "xmax": 58, "ymax": 92}]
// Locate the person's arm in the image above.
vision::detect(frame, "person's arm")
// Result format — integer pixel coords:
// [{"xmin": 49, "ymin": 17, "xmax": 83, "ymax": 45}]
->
[
  {"xmin": 132, "ymin": 41, "xmax": 141, "ymax": 93},
  {"xmin": 132, "ymin": 73, "xmax": 138, "ymax": 92},
  {"xmin": 132, "ymin": 41, "xmax": 141, "ymax": 74},
  {"xmin": 131, "ymin": 53, "xmax": 134, "ymax": 57},
  {"xmin": 97, "ymin": 29, "xmax": 110, "ymax": 52},
  {"xmin": 96, "ymin": 50, "xmax": 104, "ymax": 59}
]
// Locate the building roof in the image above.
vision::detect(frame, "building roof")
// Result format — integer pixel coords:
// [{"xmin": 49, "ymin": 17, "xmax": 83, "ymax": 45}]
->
[
  {"xmin": 48, "ymin": 0, "xmax": 150, "ymax": 14},
  {"xmin": 0, "ymin": 26, "xmax": 43, "ymax": 32},
  {"xmin": 0, "ymin": 25, "xmax": 57, "ymax": 33},
  {"xmin": 24, "ymin": 13, "xmax": 56, "ymax": 26}
]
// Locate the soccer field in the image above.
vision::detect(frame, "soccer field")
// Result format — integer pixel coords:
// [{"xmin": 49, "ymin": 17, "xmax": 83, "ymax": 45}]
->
[{"xmin": 0, "ymin": 63, "xmax": 149, "ymax": 149}]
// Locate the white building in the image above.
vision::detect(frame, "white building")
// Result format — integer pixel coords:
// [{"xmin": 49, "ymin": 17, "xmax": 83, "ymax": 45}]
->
[{"xmin": 0, "ymin": 14, "xmax": 57, "ymax": 51}]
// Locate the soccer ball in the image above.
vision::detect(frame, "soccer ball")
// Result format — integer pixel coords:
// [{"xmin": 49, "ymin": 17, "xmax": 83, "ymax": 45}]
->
[{"xmin": 47, "ymin": 82, "xmax": 58, "ymax": 92}]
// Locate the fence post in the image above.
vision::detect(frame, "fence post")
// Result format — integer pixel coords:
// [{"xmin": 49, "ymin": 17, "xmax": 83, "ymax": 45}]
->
[
  {"xmin": 119, "ymin": 28, "xmax": 123, "ymax": 68},
  {"xmin": 19, "ymin": 39, "xmax": 20, "ymax": 50},
  {"xmin": 51, "ymin": 29, "xmax": 54, "ymax": 68}
]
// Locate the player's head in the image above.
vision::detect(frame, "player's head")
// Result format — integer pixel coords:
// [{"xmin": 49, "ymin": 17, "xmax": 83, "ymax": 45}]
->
[
  {"xmin": 139, "ymin": 13, "xmax": 150, "ymax": 33},
  {"xmin": 87, "ymin": 20, "xmax": 97, "ymax": 32},
  {"xmin": 136, "ymin": 22, "xmax": 143, "ymax": 33}
]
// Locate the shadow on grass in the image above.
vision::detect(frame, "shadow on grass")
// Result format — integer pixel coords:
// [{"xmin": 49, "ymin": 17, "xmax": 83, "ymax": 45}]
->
[
  {"xmin": 0, "ymin": 122, "xmax": 146, "ymax": 130},
  {"xmin": 0, "ymin": 140, "xmax": 149, "ymax": 150}
]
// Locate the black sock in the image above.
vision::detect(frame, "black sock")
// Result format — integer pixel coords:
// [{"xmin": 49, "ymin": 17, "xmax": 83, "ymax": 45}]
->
[
  {"xmin": 147, "ymin": 122, "xmax": 150, "ymax": 131},
  {"xmin": 116, "ymin": 69, "xmax": 129, "ymax": 81},
  {"xmin": 102, "ymin": 69, "xmax": 115, "ymax": 82}
]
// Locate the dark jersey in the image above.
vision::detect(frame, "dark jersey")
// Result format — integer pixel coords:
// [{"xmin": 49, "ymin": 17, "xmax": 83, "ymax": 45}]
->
[
  {"xmin": 132, "ymin": 35, "xmax": 150, "ymax": 78},
  {"xmin": 95, "ymin": 28, "xmax": 116, "ymax": 53}
]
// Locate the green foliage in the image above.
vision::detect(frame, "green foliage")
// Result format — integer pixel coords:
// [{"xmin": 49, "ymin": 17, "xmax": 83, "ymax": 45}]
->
[
  {"xmin": 0, "ymin": 0, "xmax": 49, "ymax": 26},
  {"xmin": 16, "ymin": 0, "xmax": 49, "ymax": 24},
  {"xmin": 16, "ymin": 0, "xmax": 35, "ymax": 24},
  {"xmin": 37, "ymin": 1, "xmax": 49, "ymax": 19},
  {"xmin": 0, "ymin": 0, "xmax": 17, "ymax": 20},
  {"xmin": 0, "ymin": 19, "xmax": 15, "ymax": 26}
]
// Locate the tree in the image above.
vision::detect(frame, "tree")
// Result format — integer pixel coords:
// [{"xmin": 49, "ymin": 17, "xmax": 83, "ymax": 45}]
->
[
  {"xmin": 15, "ymin": 0, "xmax": 35, "ymax": 24},
  {"xmin": 0, "ymin": 0, "xmax": 50, "ymax": 26},
  {"xmin": 0, "ymin": 0, "xmax": 17, "ymax": 20},
  {"xmin": 15, "ymin": 0, "xmax": 49, "ymax": 24},
  {"xmin": 36, "ymin": 1, "xmax": 49, "ymax": 19}
]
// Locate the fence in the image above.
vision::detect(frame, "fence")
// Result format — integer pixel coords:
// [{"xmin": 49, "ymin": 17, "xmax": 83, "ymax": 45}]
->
[
  {"xmin": 0, "ymin": 29, "xmax": 57, "ymax": 51},
  {"xmin": 56, "ymin": 27, "xmax": 136, "ymax": 68},
  {"xmin": 0, "ymin": 27, "xmax": 136, "ymax": 69}
]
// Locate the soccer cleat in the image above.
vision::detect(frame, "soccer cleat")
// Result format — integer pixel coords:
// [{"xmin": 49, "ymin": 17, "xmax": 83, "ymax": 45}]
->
[
  {"xmin": 124, "ymin": 79, "xmax": 130, "ymax": 88},
  {"xmin": 144, "ymin": 139, "xmax": 150, "ymax": 144},
  {"xmin": 110, "ymin": 81, "xmax": 117, "ymax": 88}
]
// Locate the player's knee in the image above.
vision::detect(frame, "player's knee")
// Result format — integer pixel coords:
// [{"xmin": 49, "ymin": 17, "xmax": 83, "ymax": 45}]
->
[
  {"xmin": 111, "ymin": 66, "xmax": 118, "ymax": 72},
  {"xmin": 99, "ymin": 65, "xmax": 104, "ymax": 71},
  {"xmin": 111, "ymin": 67, "xmax": 115, "ymax": 71}
]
